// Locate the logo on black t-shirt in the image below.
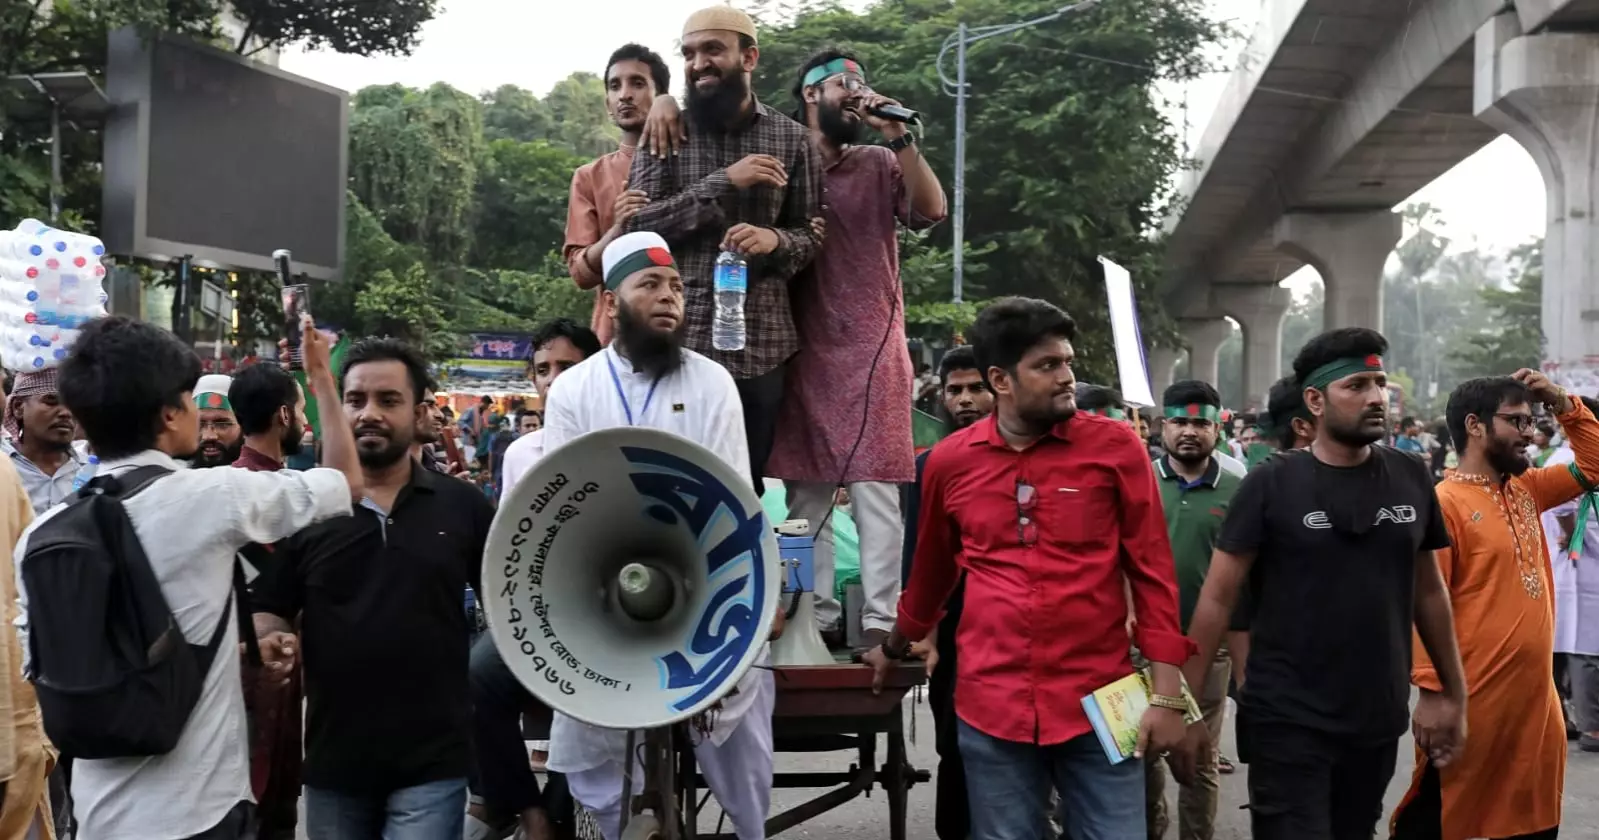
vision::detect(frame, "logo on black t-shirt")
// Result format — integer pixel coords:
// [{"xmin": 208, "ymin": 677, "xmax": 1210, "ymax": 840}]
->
[{"xmin": 1301, "ymin": 505, "xmax": 1418, "ymax": 530}]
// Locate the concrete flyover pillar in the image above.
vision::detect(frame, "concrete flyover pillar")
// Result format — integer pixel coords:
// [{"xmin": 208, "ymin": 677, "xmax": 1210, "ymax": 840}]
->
[
  {"xmin": 1272, "ymin": 211, "xmax": 1401, "ymax": 331},
  {"xmin": 1476, "ymin": 14, "xmax": 1599, "ymax": 390},
  {"xmin": 1147, "ymin": 346, "xmax": 1182, "ymax": 401},
  {"xmin": 1178, "ymin": 317, "xmax": 1233, "ymax": 389},
  {"xmin": 1213, "ymin": 283, "xmax": 1291, "ymax": 410}
]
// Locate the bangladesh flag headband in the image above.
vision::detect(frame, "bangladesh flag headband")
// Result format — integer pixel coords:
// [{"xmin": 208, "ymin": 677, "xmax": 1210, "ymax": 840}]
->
[
  {"xmin": 197, "ymin": 392, "xmax": 231, "ymax": 411},
  {"xmin": 604, "ymin": 246, "xmax": 677, "ymax": 291},
  {"xmin": 1164, "ymin": 403, "xmax": 1220, "ymax": 422},
  {"xmin": 1305, "ymin": 354, "xmax": 1385, "ymax": 391},
  {"xmin": 1085, "ymin": 407, "xmax": 1127, "ymax": 420},
  {"xmin": 803, "ymin": 57, "xmax": 865, "ymax": 88}
]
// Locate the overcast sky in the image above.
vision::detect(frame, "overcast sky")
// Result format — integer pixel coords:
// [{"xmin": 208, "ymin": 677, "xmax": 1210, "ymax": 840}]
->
[{"xmin": 278, "ymin": 0, "xmax": 1546, "ymax": 297}]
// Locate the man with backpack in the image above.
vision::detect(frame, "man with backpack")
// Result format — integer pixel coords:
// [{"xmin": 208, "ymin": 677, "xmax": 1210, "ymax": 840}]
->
[{"xmin": 14, "ymin": 315, "xmax": 363, "ymax": 840}]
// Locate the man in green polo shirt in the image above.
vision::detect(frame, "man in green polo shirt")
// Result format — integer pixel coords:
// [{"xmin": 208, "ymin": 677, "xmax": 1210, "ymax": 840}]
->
[{"xmin": 1147, "ymin": 379, "xmax": 1239, "ymax": 840}]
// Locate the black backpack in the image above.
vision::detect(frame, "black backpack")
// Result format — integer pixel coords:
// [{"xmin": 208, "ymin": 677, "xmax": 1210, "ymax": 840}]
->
[{"xmin": 21, "ymin": 465, "xmax": 256, "ymax": 759}]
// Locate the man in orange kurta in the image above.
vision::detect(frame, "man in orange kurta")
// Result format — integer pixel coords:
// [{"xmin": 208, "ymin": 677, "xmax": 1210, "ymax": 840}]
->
[
  {"xmin": 562, "ymin": 44, "xmax": 668, "ymax": 346},
  {"xmin": 1393, "ymin": 372, "xmax": 1599, "ymax": 840}
]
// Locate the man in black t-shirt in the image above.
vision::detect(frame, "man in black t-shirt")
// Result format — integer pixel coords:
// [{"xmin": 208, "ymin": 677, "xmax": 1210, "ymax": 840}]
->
[{"xmin": 1178, "ymin": 327, "xmax": 1468, "ymax": 840}]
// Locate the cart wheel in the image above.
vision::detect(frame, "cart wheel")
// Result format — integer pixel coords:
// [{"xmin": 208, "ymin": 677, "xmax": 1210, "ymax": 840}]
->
[
  {"xmin": 621, "ymin": 814, "xmax": 663, "ymax": 840},
  {"xmin": 885, "ymin": 729, "xmax": 909, "ymax": 840}
]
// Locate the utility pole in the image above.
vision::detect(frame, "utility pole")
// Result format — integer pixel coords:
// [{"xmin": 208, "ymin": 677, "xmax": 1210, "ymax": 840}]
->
[{"xmin": 936, "ymin": 1, "xmax": 1101, "ymax": 304}]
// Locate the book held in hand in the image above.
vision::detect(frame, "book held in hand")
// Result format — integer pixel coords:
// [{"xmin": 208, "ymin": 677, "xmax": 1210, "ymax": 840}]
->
[{"xmin": 1080, "ymin": 668, "xmax": 1202, "ymax": 764}]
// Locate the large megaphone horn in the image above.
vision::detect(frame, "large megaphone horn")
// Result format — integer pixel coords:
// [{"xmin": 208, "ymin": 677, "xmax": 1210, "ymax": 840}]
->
[{"xmin": 483, "ymin": 427, "xmax": 782, "ymax": 730}]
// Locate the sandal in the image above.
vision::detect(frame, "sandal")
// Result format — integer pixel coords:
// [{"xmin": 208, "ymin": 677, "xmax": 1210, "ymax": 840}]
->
[{"xmin": 1218, "ymin": 755, "xmax": 1236, "ymax": 775}]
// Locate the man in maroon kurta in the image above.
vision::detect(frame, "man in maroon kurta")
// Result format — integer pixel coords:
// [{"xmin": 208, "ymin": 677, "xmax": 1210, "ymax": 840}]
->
[
  {"xmin": 766, "ymin": 49, "xmax": 947, "ymax": 647},
  {"xmin": 228, "ymin": 363, "xmax": 310, "ymax": 840}
]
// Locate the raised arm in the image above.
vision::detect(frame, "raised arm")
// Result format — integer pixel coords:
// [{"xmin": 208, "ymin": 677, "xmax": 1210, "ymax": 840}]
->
[{"xmin": 1524, "ymin": 393, "xmax": 1599, "ymax": 511}]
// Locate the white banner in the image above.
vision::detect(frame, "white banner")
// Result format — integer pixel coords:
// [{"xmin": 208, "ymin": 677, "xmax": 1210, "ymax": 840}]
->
[{"xmin": 1098, "ymin": 256, "xmax": 1155, "ymax": 408}]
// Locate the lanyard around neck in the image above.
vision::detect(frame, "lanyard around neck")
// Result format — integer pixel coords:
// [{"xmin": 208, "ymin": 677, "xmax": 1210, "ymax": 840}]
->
[{"xmin": 605, "ymin": 350, "xmax": 661, "ymax": 427}]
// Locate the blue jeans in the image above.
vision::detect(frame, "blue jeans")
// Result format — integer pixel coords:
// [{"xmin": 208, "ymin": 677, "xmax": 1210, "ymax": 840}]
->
[
  {"xmin": 958, "ymin": 719, "xmax": 1144, "ymax": 840},
  {"xmin": 304, "ymin": 778, "xmax": 468, "ymax": 840}
]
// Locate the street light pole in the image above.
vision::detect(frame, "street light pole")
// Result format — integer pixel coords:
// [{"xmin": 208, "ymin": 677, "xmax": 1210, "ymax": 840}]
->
[{"xmin": 937, "ymin": 1, "xmax": 1101, "ymax": 304}]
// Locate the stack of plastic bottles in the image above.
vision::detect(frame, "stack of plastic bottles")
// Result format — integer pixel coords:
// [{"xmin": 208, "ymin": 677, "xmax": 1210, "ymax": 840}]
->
[{"xmin": 0, "ymin": 219, "xmax": 109, "ymax": 372}]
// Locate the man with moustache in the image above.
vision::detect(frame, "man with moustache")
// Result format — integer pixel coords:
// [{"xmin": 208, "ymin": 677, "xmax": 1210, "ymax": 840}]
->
[
  {"xmin": 192, "ymin": 374, "xmax": 244, "ymax": 468},
  {"xmin": 865, "ymin": 297, "xmax": 1191, "ymax": 840},
  {"xmin": 1389, "ymin": 373, "xmax": 1599, "ymax": 840},
  {"xmin": 624, "ymin": 5, "xmax": 822, "ymax": 489},
  {"xmin": 254, "ymin": 339, "xmax": 494, "ymax": 838},
  {"xmin": 564, "ymin": 44, "xmax": 670, "ymax": 346},
  {"xmin": 466, "ymin": 317, "xmax": 602, "ymax": 840},
  {"xmin": 541, "ymin": 232, "xmax": 775, "ymax": 840},
  {"xmin": 225, "ymin": 362, "xmax": 310, "ymax": 840},
  {"xmin": 898, "ymin": 345, "xmax": 992, "ymax": 840},
  {"xmin": 1146, "ymin": 380, "xmax": 1241, "ymax": 840},
  {"xmin": 766, "ymin": 48, "xmax": 946, "ymax": 650},
  {"xmin": 1182, "ymin": 328, "xmax": 1468, "ymax": 840},
  {"xmin": 3, "ymin": 369, "xmax": 86, "ymax": 512}
]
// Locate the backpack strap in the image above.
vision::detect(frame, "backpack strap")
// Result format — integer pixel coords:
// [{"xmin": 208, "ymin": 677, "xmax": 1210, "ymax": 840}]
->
[{"xmin": 83, "ymin": 464, "xmax": 172, "ymax": 500}]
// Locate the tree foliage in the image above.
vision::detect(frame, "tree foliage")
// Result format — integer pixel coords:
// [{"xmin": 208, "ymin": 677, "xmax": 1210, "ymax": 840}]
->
[
  {"xmin": 1451, "ymin": 240, "xmax": 1542, "ymax": 377},
  {"xmin": 226, "ymin": 0, "xmax": 437, "ymax": 56}
]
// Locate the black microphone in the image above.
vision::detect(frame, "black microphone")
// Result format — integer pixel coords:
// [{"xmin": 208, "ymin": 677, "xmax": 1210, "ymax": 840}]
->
[{"xmin": 868, "ymin": 103, "xmax": 919, "ymax": 123}]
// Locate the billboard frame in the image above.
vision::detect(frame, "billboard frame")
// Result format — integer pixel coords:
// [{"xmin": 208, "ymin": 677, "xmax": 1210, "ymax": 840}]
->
[{"xmin": 102, "ymin": 27, "xmax": 348, "ymax": 281}]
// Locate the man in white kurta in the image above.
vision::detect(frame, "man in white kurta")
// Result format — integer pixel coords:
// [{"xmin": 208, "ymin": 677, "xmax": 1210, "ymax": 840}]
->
[
  {"xmin": 1544, "ymin": 441, "xmax": 1599, "ymax": 746},
  {"xmin": 542, "ymin": 231, "xmax": 775, "ymax": 840}
]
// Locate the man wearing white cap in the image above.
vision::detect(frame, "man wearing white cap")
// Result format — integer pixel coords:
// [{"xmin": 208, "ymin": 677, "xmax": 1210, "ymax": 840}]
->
[
  {"xmin": 191, "ymin": 373, "xmax": 243, "ymax": 468},
  {"xmin": 624, "ymin": 5, "xmax": 821, "ymax": 492},
  {"xmin": 542, "ymin": 231, "xmax": 777, "ymax": 840}
]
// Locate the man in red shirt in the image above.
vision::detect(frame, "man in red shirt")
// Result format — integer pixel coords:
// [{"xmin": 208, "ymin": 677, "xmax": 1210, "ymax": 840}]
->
[{"xmin": 864, "ymin": 297, "xmax": 1193, "ymax": 840}]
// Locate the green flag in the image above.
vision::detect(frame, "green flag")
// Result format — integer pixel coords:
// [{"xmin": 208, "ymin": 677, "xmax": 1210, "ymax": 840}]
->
[{"xmin": 292, "ymin": 334, "xmax": 351, "ymax": 439}]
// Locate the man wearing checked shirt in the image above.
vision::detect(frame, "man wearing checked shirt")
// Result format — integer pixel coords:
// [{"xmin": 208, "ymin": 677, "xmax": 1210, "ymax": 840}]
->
[{"xmin": 1146, "ymin": 380, "xmax": 1241, "ymax": 840}]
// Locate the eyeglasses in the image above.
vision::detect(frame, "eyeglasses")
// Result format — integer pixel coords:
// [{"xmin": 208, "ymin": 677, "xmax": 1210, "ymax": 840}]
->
[
  {"xmin": 1494, "ymin": 413, "xmax": 1534, "ymax": 432},
  {"xmin": 1016, "ymin": 479, "xmax": 1038, "ymax": 547},
  {"xmin": 199, "ymin": 420, "xmax": 236, "ymax": 433}
]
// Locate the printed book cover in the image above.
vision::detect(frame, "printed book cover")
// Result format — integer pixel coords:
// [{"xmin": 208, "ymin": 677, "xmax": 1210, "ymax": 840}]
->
[{"xmin": 1081, "ymin": 669, "xmax": 1202, "ymax": 764}]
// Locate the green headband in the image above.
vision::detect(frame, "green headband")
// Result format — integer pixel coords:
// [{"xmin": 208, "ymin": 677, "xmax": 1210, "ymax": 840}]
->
[
  {"xmin": 803, "ymin": 57, "xmax": 865, "ymax": 88},
  {"xmin": 1086, "ymin": 407, "xmax": 1127, "ymax": 420},
  {"xmin": 1305, "ymin": 354, "xmax": 1384, "ymax": 391},
  {"xmin": 1163, "ymin": 403, "xmax": 1220, "ymax": 422},
  {"xmin": 197, "ymin": 392, "xmax": 231, "ymax": 411},
  {"xmin": 604, "ymin": 246, "xmax": 677, "ymax": 291}
]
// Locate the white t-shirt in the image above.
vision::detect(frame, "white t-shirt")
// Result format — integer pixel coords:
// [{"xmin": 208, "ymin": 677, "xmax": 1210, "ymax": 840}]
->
[
  {"xmin": 1213, "ymin": 450, "xmax": 1247, "ymax": 478},
  {"xmin": 15, "ymin": 450, "xmax": 352, "ymax": 840},
  {"xmin": 500, "ymin": 427, "xmax": 545, "ymax": 501},
  {"xmin": 541, "ymin": 346, "xmax": 768, "ymax": 774}
]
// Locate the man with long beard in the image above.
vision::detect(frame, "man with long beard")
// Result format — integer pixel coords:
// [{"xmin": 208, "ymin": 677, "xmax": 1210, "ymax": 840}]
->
[
  {"xmin": 3, "ymin": 369, "xmax": 86, "ymax": 512},
  {"xmin": 1182, "ymin": 327, "xmax": 1467, "ymax": 840},
  {"xmin": 253, "ymin": 339, "xmax": 494, "ymax": 838},
  {"xmin": 1146, "ymin": 380, "xmax": 1240, "ymax": 840},
  {"xmin": 624, "ymin": 5, "xmax": 821, "ymax": 489},
  {"xmin": 898, "ymin": 345, "xmax": 992, "ymax": 840},
  {"xmin": 227, "ymin": 362, "xmax": 309, "ymax": 840},
  {"xmin": 766, "ymin": 47, "xmax": 946, "ymax": 651},
  {"xmin": 542, "ymin": 232, "xmax": 777, "ymax": 840},
  {"xmin": 1389, "ymin": 373, "xmax": 1599, "ymax": 840},
  {"xmin": 192, "ymin": 374, "xmax": 243, "ymax": 468}
]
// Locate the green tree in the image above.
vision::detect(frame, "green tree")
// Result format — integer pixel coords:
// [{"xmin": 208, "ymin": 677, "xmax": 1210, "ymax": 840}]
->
[
  {"xmin": 749, "ymin": 0, "xmax": 1228, "ymax": 385},
  {"xmin": 227, "ymin": 0, "xmax": 437, "ymax": 56},
  {"xmin": 348, "ymin": 83, "xmax": 486, "ymax": 265},
  {"xmin": 1451, "ymin": 239, "xmax": 1543, "ymax": 377},
  {"xmin": 481, "ymin": 84, "xmax": 554, "ymax": 143},
  {"xmin": 541, "ymin": 73, "xmax": 618, "ymax": 159},
  {"xmin": 471, "ymin": 139, "xmax": 589, "ymax": 270}
]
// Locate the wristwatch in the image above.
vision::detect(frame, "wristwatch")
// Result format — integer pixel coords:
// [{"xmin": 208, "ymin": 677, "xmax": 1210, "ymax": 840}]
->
[
  {"xmin": 886, "ymin": 133, "xmax": 917, "ymax": 153},
  {"xmin": 1150, "ymin": 694, "xmax": 1188, "ymax": 712},
  {"xmin": 879, "ymin": 638, "xmax": 912, "ymax": 660}
]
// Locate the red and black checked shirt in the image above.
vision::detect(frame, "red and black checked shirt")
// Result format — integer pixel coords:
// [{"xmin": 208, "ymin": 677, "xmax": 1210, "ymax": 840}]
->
[{"xmin": 625, "ymin": 99, "xmax": 822, "ymax": 379}]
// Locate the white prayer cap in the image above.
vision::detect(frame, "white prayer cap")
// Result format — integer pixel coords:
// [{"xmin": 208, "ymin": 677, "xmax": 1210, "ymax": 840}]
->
[{"xmin": 601, "ymin": 232, "xmax": 676, "ymax": 291}]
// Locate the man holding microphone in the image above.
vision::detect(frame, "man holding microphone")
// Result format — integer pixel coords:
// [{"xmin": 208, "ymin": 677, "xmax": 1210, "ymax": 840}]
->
[{"xmin": 766, "ymin": 48, "xmax": 948, "ymax": 649}]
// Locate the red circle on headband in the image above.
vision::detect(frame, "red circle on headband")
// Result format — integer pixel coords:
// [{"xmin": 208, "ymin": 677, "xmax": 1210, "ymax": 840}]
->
[
  {"xmin": 646, "ymin": 247, "xmax": 672, "ymax": 266},
  {"xmin": 1366, "ymin": 354, "xmax": 1381, "ymax": 367}
]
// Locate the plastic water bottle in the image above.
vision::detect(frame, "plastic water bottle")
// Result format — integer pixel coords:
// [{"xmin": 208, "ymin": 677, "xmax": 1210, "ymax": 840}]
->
[
  {"xmin": 711, "ymin": 249, "xmax": 747, "ymax": 352},
  {"xmin": 71, "ymin": 455, "xmax": 99, "ymax": 492}
]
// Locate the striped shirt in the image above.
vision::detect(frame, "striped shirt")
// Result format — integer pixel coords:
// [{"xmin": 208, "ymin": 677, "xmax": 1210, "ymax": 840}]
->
[{"xmin": 624, "ymin": 99, "xmax": 822, "ymax": 379}]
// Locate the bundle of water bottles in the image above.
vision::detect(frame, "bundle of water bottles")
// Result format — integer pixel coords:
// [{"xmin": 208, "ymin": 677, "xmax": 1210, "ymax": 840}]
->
[{"xmin": 0, "ymin": 218, "xmax": 110, "ymax": 373}]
